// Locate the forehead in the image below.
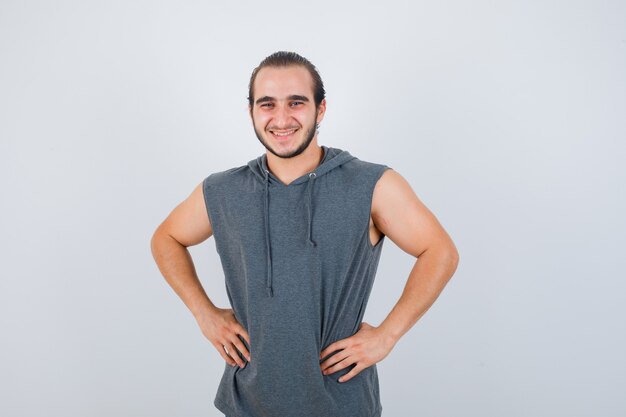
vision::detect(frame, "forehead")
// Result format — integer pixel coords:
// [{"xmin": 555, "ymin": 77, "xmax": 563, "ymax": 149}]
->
[{"xmin": 254, "ymin": 65, "xmax": 314, "ymax": 99}]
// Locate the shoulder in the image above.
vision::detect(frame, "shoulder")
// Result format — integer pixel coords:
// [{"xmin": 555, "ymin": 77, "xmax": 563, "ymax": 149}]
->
[
  {"xmin": 370, "ymin": 167, "xmax": 417, "ymax": 219},
  {"xmin": 203, "ymin": 164, "xmax": 250, "ymax": 189},
  {"xmin": 341, "ymin": 157, "xmax": 392, "ymax": 184},
  {"xmin": 372, "ymin": 167, "xmax": 404, "ymax": 196}
]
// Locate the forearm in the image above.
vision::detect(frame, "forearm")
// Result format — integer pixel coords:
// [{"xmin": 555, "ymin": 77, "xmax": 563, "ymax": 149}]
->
[
  {"xmin": 150, "ymin": 230, "xmax": 217, "ymax": 319},
  {"xmin": 379, "ymin": 246, "xmax": 459, "ymax": 345}
]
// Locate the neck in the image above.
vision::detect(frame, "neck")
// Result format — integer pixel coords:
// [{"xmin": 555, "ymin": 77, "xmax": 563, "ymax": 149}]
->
[{"xmin": 266, "ymin": 141, "xmax": 324, "ymax": 186}]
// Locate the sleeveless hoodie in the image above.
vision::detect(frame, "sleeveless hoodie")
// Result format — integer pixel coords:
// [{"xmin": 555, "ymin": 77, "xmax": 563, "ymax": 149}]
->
[{"xmin": 202, "ymin": 145, "xmax": 392, "ymax": 417}]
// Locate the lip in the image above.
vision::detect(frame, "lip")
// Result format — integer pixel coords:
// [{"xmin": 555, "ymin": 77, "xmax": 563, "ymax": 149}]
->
[{"xmin": 269, "ymin": 128, "xmax": 299, "ymax": 141}]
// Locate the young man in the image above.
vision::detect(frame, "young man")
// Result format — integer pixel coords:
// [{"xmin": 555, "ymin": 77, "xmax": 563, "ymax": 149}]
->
[{"xmin": 150, "ymin": 51, "xmax": 459, "ymax": 417}]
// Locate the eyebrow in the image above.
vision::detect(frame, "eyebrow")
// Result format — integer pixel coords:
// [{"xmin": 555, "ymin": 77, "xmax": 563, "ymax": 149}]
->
[{"xmin": 255, "ymin": 95, "xmax": 310, "ymax": 105}]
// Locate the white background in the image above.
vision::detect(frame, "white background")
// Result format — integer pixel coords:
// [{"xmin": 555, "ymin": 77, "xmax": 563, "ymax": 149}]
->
[{"xmin": 1, "ymin": 0, "xmax": 624, "ymax": 416}]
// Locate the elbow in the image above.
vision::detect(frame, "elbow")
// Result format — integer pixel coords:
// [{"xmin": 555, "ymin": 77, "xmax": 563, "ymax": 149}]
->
[
  {"xmin": 448, "ymin": 245, "xmax": 460, "ymax": 274},
  {"xmin": 150, "ymin": 226, "xmax": 167, "ymax": 255},
  {"xmin": 452, "ymin": 250, "xmax": 460, "ymax": 270},
  {"xmin": 150, "ymin": 230, "xmax": 160, "ymax": 258}
]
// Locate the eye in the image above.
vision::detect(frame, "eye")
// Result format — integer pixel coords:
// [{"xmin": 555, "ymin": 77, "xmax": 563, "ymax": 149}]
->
[
  {"xmin": 291, "ymin": 101, "xmax": 303, "ymax": 107},
  {"xmin": 261, "ymin": 103, "xmax": 273, "ymax": 108}
]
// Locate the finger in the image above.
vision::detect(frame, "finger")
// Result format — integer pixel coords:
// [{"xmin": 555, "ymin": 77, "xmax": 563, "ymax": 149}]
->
[
  {"xmin": 322, "ymin": 354, "xmax": 354, "ymax": 375},
  {"xmin": 321, "ymin": 345, "xmax": 353, "ymax": 370},
  {"xmin": 234, "ymin": 329, "xmax": 252, "ymax": 361},
  {"xmin": 320, "ymin": 350, "xmax": 349, "ymax": 371},
  {"xmin": 320, "ymin": 340, "xmax": 346, "ymax": 360},
  {"xmin": 338, "ymin": 363, "xmax": 364, "ymax": 383},
  {"xmin": 320, "ymin": 344, "xmax": 334, "ymax": 360},
  {"xmin": 217, "ymin": 344, "xmax": 237, "ymax": 366},
  {"xmin": 226, "ymin": 342, "xmax": 246, "ymax": 368},
  {"xmin": 238, "ymin": 325, "xmax": 252, "ymax": 348},
  {"xmin": 231, "ymin": 337, "xmax": 251, "ymax": 363}
]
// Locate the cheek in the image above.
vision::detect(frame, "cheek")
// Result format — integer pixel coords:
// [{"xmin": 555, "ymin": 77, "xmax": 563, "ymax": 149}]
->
[{"xmin": 253, "ymin": 116, "xmax": 270, "ymax": 129}]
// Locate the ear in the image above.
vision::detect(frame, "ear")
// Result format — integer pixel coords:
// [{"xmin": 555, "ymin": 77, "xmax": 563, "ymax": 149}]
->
[{"xmin": 316, "ymin": 98, "xmax": 327, "ymax": 124}]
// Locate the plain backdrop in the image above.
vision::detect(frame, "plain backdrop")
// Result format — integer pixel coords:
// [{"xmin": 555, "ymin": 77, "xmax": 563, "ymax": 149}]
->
[{"xmin": 1, "ymin": 1, "xmax": 624, "ymax": 416}]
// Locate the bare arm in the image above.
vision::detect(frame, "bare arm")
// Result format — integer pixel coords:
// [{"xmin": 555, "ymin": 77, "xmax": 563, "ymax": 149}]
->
[
  {"xmin": 372, "ymin": 169, "xmax": 460, "ymax": 345},
  {"xmin": 150, "ymin": 182, "xmax": 216, "ymax": 318},
  {"xmin": 150, "ymin": 181, "xmax": 251, "ymax": 367}
]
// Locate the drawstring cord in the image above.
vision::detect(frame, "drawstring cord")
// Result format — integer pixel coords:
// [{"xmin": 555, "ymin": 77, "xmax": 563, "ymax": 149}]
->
[
  {"xmin": 306, "ymin": 172, "xmax": 317, "ymax": 247},
  {"xmin": 263, "ymin": 169, "xmax": 318, "ymax": 297},
  {"xmin": 264, "ymin": 169, "xmax": 273, "ymax": 297}
]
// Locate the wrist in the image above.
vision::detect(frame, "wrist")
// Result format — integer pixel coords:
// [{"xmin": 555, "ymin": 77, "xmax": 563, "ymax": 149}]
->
[
  {"xmin": 378, "ymin": 322, "xmax": 401, "ymax": 347},
  {"xmin": 192, "ymin": 301, "xmax": 219, "ymax": 321}
]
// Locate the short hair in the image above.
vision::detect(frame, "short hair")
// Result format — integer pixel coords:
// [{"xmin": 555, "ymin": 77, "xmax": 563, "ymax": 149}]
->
[{"xmin": 247, "ymin": 51, "xmax": 326, "ymax": 109}]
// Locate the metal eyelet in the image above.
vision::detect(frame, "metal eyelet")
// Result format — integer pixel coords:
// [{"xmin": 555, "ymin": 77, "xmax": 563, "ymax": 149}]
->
[{"xmin": 309, "ymin": 172, "xmax": 317, "ymax": 178}]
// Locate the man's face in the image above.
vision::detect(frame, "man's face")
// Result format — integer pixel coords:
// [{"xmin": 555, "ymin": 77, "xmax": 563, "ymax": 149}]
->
[{"xmin": 249, "ymin": 65, "xmax": 326, "ymax": 159}]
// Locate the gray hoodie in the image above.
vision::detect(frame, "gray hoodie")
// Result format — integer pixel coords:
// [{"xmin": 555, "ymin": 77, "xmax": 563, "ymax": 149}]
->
[{"xmin": 203, "ymin": 145, "xmax": 392, "ymax": 417}]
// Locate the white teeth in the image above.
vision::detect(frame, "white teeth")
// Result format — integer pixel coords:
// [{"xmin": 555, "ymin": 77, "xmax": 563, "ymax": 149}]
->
[{"xmin": 271, "ymin": 129, "xmax": 297, "ymax": 136}]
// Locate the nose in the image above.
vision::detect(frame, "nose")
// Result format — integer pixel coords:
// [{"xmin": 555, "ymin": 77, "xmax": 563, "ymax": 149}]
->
[{"xmin": 273, "ymin": 103, "xmax": 293, "ymax": 128}]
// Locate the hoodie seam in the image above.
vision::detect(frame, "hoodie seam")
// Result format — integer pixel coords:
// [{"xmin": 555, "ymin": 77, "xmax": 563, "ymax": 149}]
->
[{"xmin": 364, "ymin": 166, "xmax": 392, "ymax": 252}]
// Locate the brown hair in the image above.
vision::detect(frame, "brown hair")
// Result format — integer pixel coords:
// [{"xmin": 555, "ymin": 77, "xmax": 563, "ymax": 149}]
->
[{"xmin": 247, "ymin": 51, "xmax": 326, "ymax": 109}]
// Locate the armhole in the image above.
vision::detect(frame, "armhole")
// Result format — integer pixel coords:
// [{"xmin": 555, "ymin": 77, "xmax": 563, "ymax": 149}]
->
[
  {"xmin": 202, "ymin": 175, "xmax": 220, "ymax": 254},
  {"xmin": 365, "ymin": 165, "xmax": 393, "ymax": 251}
]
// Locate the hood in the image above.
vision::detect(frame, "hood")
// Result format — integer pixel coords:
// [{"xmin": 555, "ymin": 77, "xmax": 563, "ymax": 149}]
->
[{"xmin": 246, "ymin": 146, "xmax": 357, "ymax": 297}]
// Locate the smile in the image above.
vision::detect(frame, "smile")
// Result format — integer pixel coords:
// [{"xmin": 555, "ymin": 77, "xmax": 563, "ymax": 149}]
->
[{"xmin": 269, "ymin": 128, "xmax": 299, "ymax": 139}]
